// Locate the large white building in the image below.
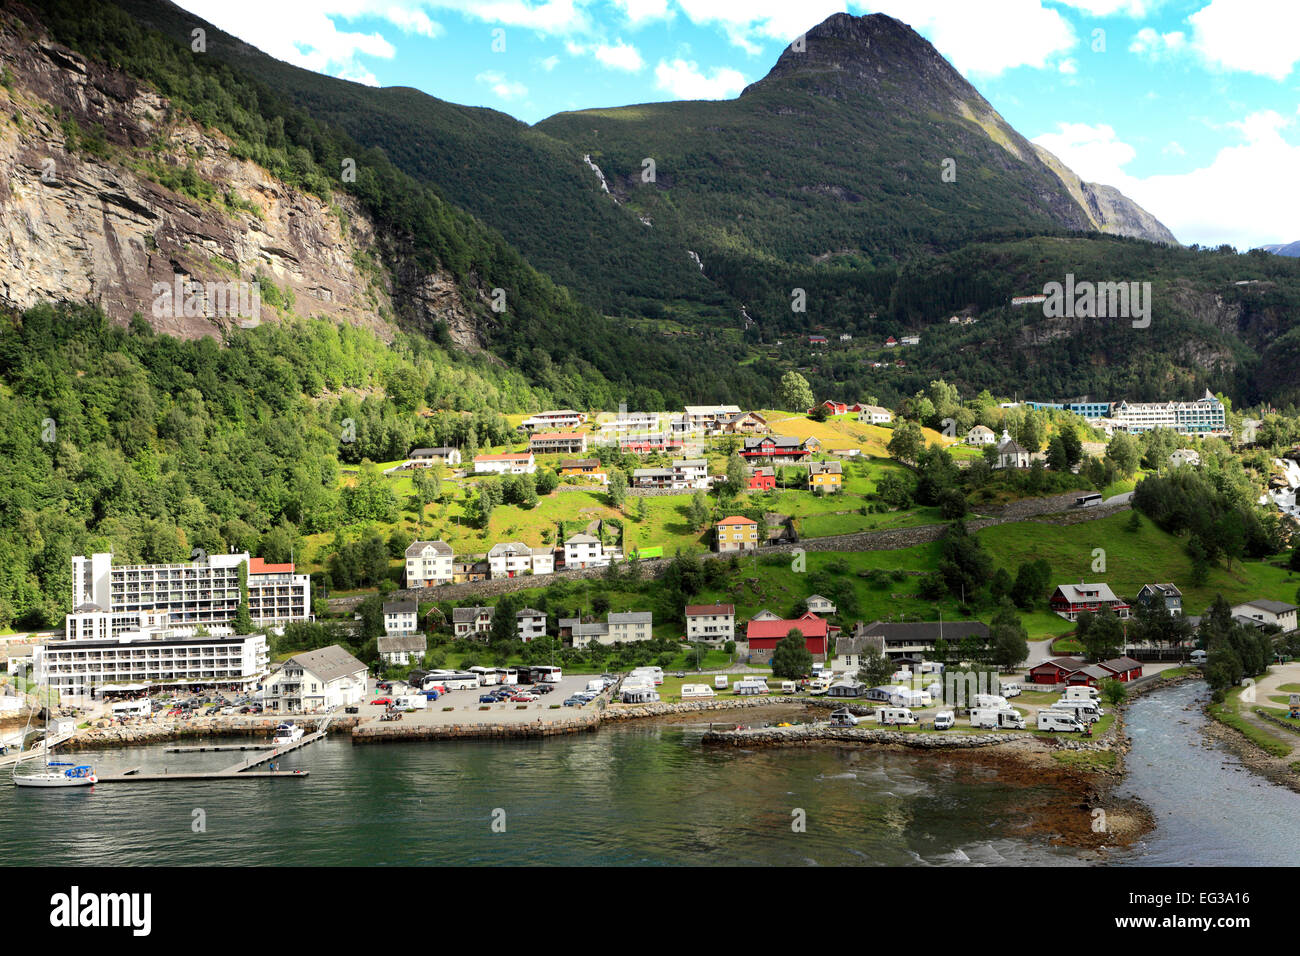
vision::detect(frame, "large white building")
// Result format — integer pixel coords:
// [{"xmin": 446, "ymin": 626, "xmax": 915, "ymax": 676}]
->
[
  {"xmin": 262, "ymin": 645, "xmax": 368, "ymax": 713},
  {"xmin": 35, "ymin": 632, "xmax": 269, "ymax": 698},
  {"xmin": 405, "ymin": 540, "xmax": 454, "ymax": 588},
  {"xmin": 70, "ymin": 552, "xmax": 311, "ymax": 631},
  {"xmin": 685, "ymin": 604, "xmax": 735, "ymax": 643},
  {"xmin": 563, "ymin": 533, "xmax": 609, "ymax": 569},
  {"xmin": 488, "ymin": 542, "xmax": 555, "ymax": 578},
  {"xmin": 1110, "ymin": 391, "xmax": 1227, "ymax": 435}
]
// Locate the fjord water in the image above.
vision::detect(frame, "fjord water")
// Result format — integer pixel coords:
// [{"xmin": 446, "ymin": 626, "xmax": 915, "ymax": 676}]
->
[{"xmin": 0, "ymin": 683, "xmax": 1295, "ymax": 866}]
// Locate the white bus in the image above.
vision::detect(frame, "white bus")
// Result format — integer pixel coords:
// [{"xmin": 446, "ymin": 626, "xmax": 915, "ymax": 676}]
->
[
  {"xmin": 468, "ymin": 666, "xmax": 499, "ymax": 686},
  {"xmin": 422, "ymin": 671, "xmax": 480, "ymax": 692},
  {"xmin": 531, "ymin": 665, "xmax": 563, "ymax": 684}
]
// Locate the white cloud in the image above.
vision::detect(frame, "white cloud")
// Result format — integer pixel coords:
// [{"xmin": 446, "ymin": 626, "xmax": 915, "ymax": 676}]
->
[
  {"xmin": 1128, "ymin": 27, "xmax": 1185, "ymax": 60},
  {"xmin": 1162, "ymin": 140, "xmax": 1185, "ymax": 156},
  {"xmin": 653, "ymin": 57, "xmax": 748, "ymax": 98},
  {"xmin": 1034, "ymin": 112, "xmax": 1300, "ymax": 249},
  {"xmin": 539, "ymin": 54, "xmax": 561, "ymax": 70},
  {"xmin": 611, "ymin": 0, "xmax": 673, "ymax": 24},
  {"xmin": 593, "ymin": 39, "xmax": 646, "ymax": 70},
  {"xmin": 1058, "ymin": 58, "xmax": 1078, "ymax": 74},
  {"xmin": 381, "ymin": 5, "xmax": 443, "ymax": 37},
  {"xmin": 675, "ymin": 0, "xmax": 846, "ymax": 55},
  {"xmin": 475, "ymin": 69, "xmax": 528, "ymax": 98},
  {"xmin": 862, "ymin": 0, "xmax": 1077, "ymax": 76},
  {"xmin": 425, "ymin": 0, "xmax": 590, "ymax": 35},
  {"xmin": 1188, "ymin": 0, "xmax": 1300, "ymax": 80},
  {"xmin": 1050, "ymin": 0, "xmax": 1154, "ymax": 15}
]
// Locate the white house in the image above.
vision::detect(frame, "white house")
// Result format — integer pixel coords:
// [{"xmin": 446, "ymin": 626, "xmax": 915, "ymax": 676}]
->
[
  {"xmin": 857, "ymin": 405, "xmax": 893, "ymax": 425},
  {"xmin": 383, "ymin": 600, "xmax": 419, "ymax": 637},
  {"xmin": 521, "ymin": 410, "xmax": 586, "ymax": 431},
  {"xmin": 409, "ymin": 447, "xmax": 461, "ymax": 467},
  {"xmin": 452, "ymin": 606, "xmax": 494, "ymax": 639},
  {"xmin": 900, "ymin": 335, "xmax": 920, "ymax": 346},
  {"xmin": 966, "ymin": 425, "xmax": 996, "ymax": 446},
  {"xmin": 1230, "ymin": 600, "xmax": 1298, "ymax": 633},
  {"xmin": 473, "ymin": 453, "xmax": 536, "ymax": 475},
  {"xmin": 378, "ymin": 634, "xmax": 426, "ymax": 667},
  {"xmin": 1169, "ymin": 449, "xmax": 1201, "ymax": 468},
  {"xmin": 262, "ymin": 645, "xmax": 367, "ymax": 713},
  {"xmin": 806, "ymin": 594, "xmax": 837, "ymax": 615},
  {"xmin": 489, "ymin": 541, "xmax": 542, "ymax": 578},
  {"xmin": 607, "ymin": 611, "xmax": 653, "ymax": 643},
  {"xmin": 563, "ymin": 533, "xmax": 608, "ymax": 569},
  {"xmin": 685, "ymin": 604, "xmax": 735, "ymax": 643},
  {"xmin": 516, "ymin": 608, "xmax": 547, "ymax": 642},
  {"xmin": 405, "ymin": 540, "xmax": 454, "ymax": 588}
]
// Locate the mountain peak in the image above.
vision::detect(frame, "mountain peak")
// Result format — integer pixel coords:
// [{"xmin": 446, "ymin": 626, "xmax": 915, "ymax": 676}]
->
[{"xmin": 742, "ymin": 12, "xmax": 977, "ymax": 103}]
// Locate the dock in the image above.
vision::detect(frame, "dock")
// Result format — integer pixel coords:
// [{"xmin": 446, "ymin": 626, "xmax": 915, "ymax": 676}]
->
[
  {"xmin": 96, "ymin": 770, "xmax": 309, "ymax": 782},
  {"xmin": 165, "ymin": 744, "xmax": 273, "ymax": 754},
  {"xmin": 91, "ymin": 720, "xmax": 332, "ymax": 784},
  {"xmin": 219, "ymin": 728, "xmax": 328, "ymax": 773},
  {"xmin": 0, "ymin": 731, "xmax": 74, "ymax": 768}
]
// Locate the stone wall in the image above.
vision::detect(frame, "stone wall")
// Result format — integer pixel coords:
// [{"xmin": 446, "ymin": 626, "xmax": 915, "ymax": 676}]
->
[
  {"xmin": 702, "ymin": 724, "xmax": 1032, "ymax": 748},
  {"xmin": 72, "ymin": 714, "xmax": 357, "ymax": 748},
  {"xmin": 352, "ymin": 714, "xmax": 600, "ymax": 742}
]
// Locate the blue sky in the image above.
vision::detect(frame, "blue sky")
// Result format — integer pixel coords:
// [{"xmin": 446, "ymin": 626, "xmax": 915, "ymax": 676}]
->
[{"xmin": 175, "ymin": 0, "xmax": 1300, "ymax": 249}]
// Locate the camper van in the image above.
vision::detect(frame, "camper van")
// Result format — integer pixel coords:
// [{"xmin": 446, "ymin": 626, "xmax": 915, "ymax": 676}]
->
[
  {"xmin": 1189, "ymin": 649, "xmax": 1208, "ymax": 665},
  {"xmin": 970, "ymin": 708, "xmax": 1025, "ymax": 730},
  {"xmin": 1038, "ymin": 710, "xmax": 1086, "ymax": 732},
  {"xmin": 973, "ymin": 694, "xmax": 1009, "ymax": 709},
  {"xmin": 933, "ymin": 710, "xmax": 955, "ymax": 731},
  {"xmin": 586, "ymin": 679, "xmax": 606, "ymax": 693},
  {"xmin": 876, "ymin": 706, "xmax": 917, "ymax": 726},
  {"xmin": 1000, "ymin": 682, "xmax": 1022, "ymax": 698},
  {"xmin": 111, "ymin": 699, "xmax": 151, "ymax": 717},
  {"xmin": 1050, "ymin": 699, "xmax": 1102, "ymax": 723},
  {"xmin": 807, "ymin": 679, "xmax": 830, "ymax": 696},
  {"xmin": 681, "ymin": 684, "xmax": 715, "ymax": 700},
  {"xmin": 395, "ymin": 695, "xmax": 427, "ymax": 710},
  {"xmin": 1062, "ymin": 685, "xmax": 1100, "ymax": 701},
  {"xmin": 830, "ymin": 708, "xmax": 860, "ymax": 727},
  {"xmin": 713, "ymin": 675, "xmax": 729, "ymax": 690}
]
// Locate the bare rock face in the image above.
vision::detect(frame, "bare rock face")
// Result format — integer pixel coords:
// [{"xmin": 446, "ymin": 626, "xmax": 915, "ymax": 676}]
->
[{"xmin": 0, "ymin": 20, "xmax": 483, "ymax": 347}]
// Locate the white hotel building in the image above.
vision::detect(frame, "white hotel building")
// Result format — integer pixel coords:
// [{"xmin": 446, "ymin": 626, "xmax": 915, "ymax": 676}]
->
[{"xmin": 1110, "ymin": 391, "xmax": 1228, "ymax": 436}]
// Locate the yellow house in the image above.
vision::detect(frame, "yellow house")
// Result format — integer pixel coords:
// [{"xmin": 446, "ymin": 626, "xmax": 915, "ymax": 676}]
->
[
  {"xmin": 807, "ymin": 460, "xmax": 842, "ymax": 492},
  {"xmin": 715, "ymin": 515, "xmax": 759, "ymax": 553}
]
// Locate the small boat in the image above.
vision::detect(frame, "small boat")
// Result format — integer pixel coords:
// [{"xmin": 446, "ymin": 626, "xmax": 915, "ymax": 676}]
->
[
  {"xmin": 12, "ymin": 676, "xmax": 95, "ymax": 788},
  {"xmin": 272, "ymin": 722, "xmax": 304, "ymax": 746}
]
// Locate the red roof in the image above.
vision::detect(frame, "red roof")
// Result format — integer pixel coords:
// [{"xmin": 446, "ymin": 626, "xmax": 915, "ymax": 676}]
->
[
  {"xmin": 686, "ymin": 604, "xmax": 735, "ymax": 616},
  {"xmin": 248, "ymin": 557, "xmax": 294, "ymax": 574},
  {"xmin": 745, "ymin": 613, "xmax": 828, "ymax": 641},
  {"xmin": 717, "ymin": 515, "xmax": 757, "ymax": 526}
]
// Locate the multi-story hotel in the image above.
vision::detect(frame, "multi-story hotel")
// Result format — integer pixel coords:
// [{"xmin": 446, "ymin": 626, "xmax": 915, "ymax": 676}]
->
[
  {"xmin": 35, "ymin": 631, "xmax": 269, "ymax": 698},
  {"xmin": 1110, "ymin": 390, "xmax": 1227, "ymax": 435},
  {"xmin": 70, "ymin": 552, "xmax": 311, "ymax": 631}
]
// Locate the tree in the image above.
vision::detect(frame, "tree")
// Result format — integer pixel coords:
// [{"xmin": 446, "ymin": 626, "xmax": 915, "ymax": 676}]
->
[
  {"xmin": 855, "ymin": 647, "xmax": 894, "ymax": 687},
  {"xmin": 1060, "ymin": 425, "xmax": 1083, "ymax": 468},
  {"xmin": 779, "ymin": 371, "xmax": 815, "ymax": 413},
  {"xmin": 489, "ymin": 595, "xmax": 518, "ymax": 645},
  {"xmin": 989, "ymin": 604, "xmax": 1029, "ymax": 670},
  {"xmin": 687, "ymin": 491, "xmax": 711, "ymax": 530},
  {"xmin": 1075, "ymin": 611, "xmax": 1124, "ymax": 662},
  {"xmin": 608, "ymin": 469, "xmax": 628, "ymax": 509},
  {"xmin": 1106, "ymin": 431, "xmax": 1140, "ymax": 477},
  {"xmin": 876, "ymin": 470, "xmax": 913, "ymax": 508},
  {"xmin": 887, "ymin": 421, "xmax": 924, "ymax": 465},
  {"xmin": 1046, "ymin": 435, "xmax": 1068, "ymax": 471},
  {"xmin": 771, "ymin": 628, "xmax": 814, "ymax": 679},
  {"xmin": 725, "ymin": 452, "xmax": 747, "ymax": 493},
  {"xmin": 1100, "ymin": 678, "xmax": 1128, "ymax": 707},
  {"xmin": 938, "ymin": 487, "xmax": 968, "ymax": 520}
]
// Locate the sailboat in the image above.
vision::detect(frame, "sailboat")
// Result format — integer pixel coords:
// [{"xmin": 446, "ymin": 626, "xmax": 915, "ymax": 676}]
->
[{"xmin": 11, "ymin": 669, "xmax": 95, "ymax": 789}]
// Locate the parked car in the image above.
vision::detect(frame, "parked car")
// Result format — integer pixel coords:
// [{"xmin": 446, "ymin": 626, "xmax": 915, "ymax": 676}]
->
[
  {"xmin": 479, "ymin": 694, "xmax": 499, "ymax": 704},
  {"xmin": 371, "ymin": 697, "xmax": 393, "ymax": 706},
  {"xmin": 510, "ymin": 693, "xmax": 539, "ymax": 702},
  {"xmin": 563, "ymin": 697, "xmax": 585, "ymax": 707},
  {"xmin": 531, "ymin": 684, "xmax": 555, "ymax": 694}
]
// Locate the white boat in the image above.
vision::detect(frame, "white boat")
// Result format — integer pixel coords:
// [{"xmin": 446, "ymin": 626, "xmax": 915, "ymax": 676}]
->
[
  {"xmin": 11, "ymin": 674, "xmax": 95, "ymax": 788},
  {"xmin": 272, "ymin": 723, "xmax": 304, "ymax": 746}
]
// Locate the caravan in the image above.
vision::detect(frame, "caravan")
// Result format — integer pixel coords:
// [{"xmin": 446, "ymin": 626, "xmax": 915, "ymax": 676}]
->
[
  {"xmin": 681, "ymin": 684, "xmax": 715, "ymax": 699},
  {"xmin": 876, "ymin": 707, "xmax": 917, "ymax": 726}
]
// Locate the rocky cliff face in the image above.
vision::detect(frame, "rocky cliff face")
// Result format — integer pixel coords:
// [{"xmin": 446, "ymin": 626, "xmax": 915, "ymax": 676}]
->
[
  {"xmin": 1032, "ymin": 144, "xmax": 1178, "ymax": 245},
  {"xmin": 0, "ymin": 18, "xmax": 486, "ymax": 347}
]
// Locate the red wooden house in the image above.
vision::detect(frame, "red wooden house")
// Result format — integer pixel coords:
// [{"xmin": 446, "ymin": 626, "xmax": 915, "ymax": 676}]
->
[
  {"xmin": 1050, "ymin": 583, "xmax": 1132, "ymax": 621},
  {"xmin": 810, "ymin": 400, "xmax": 849, "ymax": 416},
  {"xmin": 1027, "ymin": 657, "xmax": 1085, "ymax": 684},
  {"xmin": 746, "ymin": 611, "xmax": 830, "ymax": 662},
  {"xmin": 747, "ymin": 467, "xmax": 776, "ymax": 491}
]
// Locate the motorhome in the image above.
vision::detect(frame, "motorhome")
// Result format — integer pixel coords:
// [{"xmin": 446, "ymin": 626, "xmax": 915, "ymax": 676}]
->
[
  {"xmin": 111, "ymin": 699, "xmax": 151, "ymax": 717},
  {"xmin": 970, "ymin": 708, "xmax": 1024, "ymax": 730},
  {"xmin": 395, "ymin": 695, "xmax": 427, "ymax": 710},
  {"xmin": 681, "ymin": 684, "xmax": 715, "ymax": 699},
  {"xmin": 1062, "ymin": 685, "xmax": 1100, "ymax": 701},
  {"xmin": 586, "ymin": 679, "xmax": 606, "ymax": 693},
  {"xmin": 973, "ymin": 694, "xmax": 1009, "ymax": 709},
  {"xmin": 1000, "ymin": 682, "xmax": 1022, "ymax": 698},
  {"xmin": 630, "ymin": 667, "xmax": 664, "ymax": 686},
  {"xmin": 933, "ymin": 710, "xmax": 955, "ymax": 730},
  {"xmin": 876, "ymin": 706, "xmax": 917, "ymax": 726},
  {"xmin": 1050, "ymin": 699, "xmax": 1103, "ymax": 723},
  {"xmin": 1189, "ymin": 649, "xmax": 1207, "ymax": 665},
  {"xmin": 1038, "ymin": 710, "xmax": 1085, "ymax": 732},
  {"xmin": 830, "ymin": 708, "xmax": 860, "ymax": 727},
  {"xmin": 713, "ymin": 675, "xmax": 729, "ymax": 690},
  {"xmin": 777, "ymin": 681, "xmax": 797, "ymax": 694},
  {"xmin": 807, "ymin": 679, "xmax": 830, "ymax": 696}
]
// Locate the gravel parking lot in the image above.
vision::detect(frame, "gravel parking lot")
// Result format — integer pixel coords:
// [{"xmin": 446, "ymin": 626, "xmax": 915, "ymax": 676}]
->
[{"xmin": 359, "ymin": 675, "xmax": 610, "ymax": 727}]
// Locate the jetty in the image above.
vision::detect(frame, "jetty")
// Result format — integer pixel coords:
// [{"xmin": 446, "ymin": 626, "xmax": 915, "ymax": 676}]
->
[{"xmin": 93, "ymin": 720, "xmax": 330, "ymax": 784}]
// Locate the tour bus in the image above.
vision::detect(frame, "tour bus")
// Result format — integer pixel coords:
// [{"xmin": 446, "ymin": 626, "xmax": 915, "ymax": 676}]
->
[
  {"xmin": 111, "ymin": 698, "xmax": 151, "ymax": 717},
  {"xmin": 496, "ymin": 668, "xmax": 519, "ymax": 686},
  {"xmin": 468, "ymin": 666, "xmax": 499, "ymax": 687},
  {"xmin": 1075, "ymin": 493, "xmax": 1103, "ymax": 508},
  {"xmin": 422, "ymin": 671, "xmax": 480, "ymax": 692},
  {"xmin": 531, "ymin": 665, "xmax": 562, "ymax": 684}
]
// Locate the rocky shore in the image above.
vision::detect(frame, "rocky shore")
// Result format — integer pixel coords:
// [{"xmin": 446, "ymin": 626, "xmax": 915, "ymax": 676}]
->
[{"xmin": 353, "ymin": 714, "xmax": 600, "ymax": 742}]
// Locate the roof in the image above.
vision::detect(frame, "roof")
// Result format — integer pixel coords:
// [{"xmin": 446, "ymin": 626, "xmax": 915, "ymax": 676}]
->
[
  {"xmin": 1029, "ymin": 657, "xmax": 1086, "ymax": 673},
  {"xmin": 834, "ymin": 634, "xmax": 883, "ymax": 656},
  {"xmin": 410, "ymin": 446, "xmax": 456, "ymax": 457},
  {"xmin": 515, "ymin": 607, "xmax": 545, "ymax": 618},
  {"xmin": 856, "ymin": 620, "xmax": 990, "ymax": 643},
  {"xmin": 1236, "ymin": 599, "xmax": 1299, "ymax": 615},
  {"xmin": 382, "ymin": 600, "xmax": 417, "ymax": 615},
  {"xmin": 808, "ymin": 460, "xmax": 842, "ymax": 475},
  {"xmin": 746, "ymin": 615, "xmax": 829, "ymax": 640},
  {"xmin": 405, "ymin": 539, "xmax": 453, "ymax": 558},
  {"xmin": 717, "ymin": 515, "xmax": 757, "ymax": 526},
  {"xmin": 474, "ymin": 453, "xmax": 533, "ymax": 462},
  {"xmin": 488, "ymin": 541, "xmax": 532, "ymax": 557},
  {"xmin": 452, "ymin": 606, "xmax": 494, "ymax": 623},
  {"xmin": 530, "ymin": 431, "xmax": 586, "ymax": 441},
  {"xmin": 560, "ymin": 458, "xmax": 601, "ymax": 468},
  {"xmin": 684, "ymin": 404, "xmax": 741, "ymax": 415},
  {"xmin": 565, "ymin": 533, "xmax": 600, "ymax": 545},
  {"xmin": 284, "ymin": 645, "xmax": 366, "ymax": 683},
  {"xmin": 1100, "ymin": 656, "xmax": 1143, "ymax": 673},
  {"xmin": 377, "ymin": 635, "xmax": 427, "ymax": 654},
  {"xmin": 674, "ymin": 458, "xmax": 707, "ymax": 468},
  {"xmin": 744, "ymin": 435, "xmax": 805, "ymax": 449},
  {"xmin": 608, "ymin": 611, "xmax": 652, "ymax": 624},
  {"xmin": 1054, "ymin": 583, "xmax": 1123, "ymax": 604},
  {"xmin": 685, "ymin": 604, "xmax": 734, "ymax": 617},
  {"xmin": 968, "ymin": 425, "xmax": 994, "ymax": 435},
  {"xmin": 1139, "ymin": 583, "xmax": 1182, "ymax": 598},
  {"xmin": 248, "ymin": 557, "xmax": 295, "ymax": 574}
]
